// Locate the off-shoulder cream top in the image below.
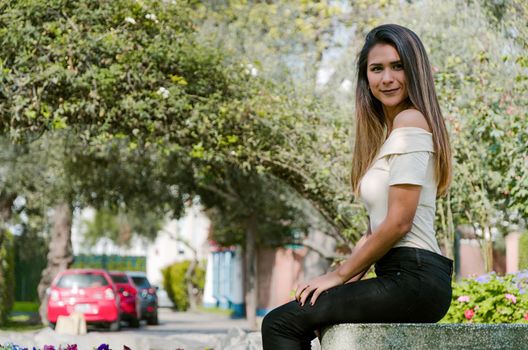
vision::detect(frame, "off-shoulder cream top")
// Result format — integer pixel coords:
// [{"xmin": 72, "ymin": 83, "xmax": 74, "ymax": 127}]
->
[{"xmin": 359, "ymin": 127, "xmax": 441, "ymax": 254}]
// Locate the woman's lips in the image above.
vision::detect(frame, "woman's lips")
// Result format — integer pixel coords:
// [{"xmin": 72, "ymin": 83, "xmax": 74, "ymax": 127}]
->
[{"xmin": 381, "ymin": 88, "xmax": 400, "ymax": 95}]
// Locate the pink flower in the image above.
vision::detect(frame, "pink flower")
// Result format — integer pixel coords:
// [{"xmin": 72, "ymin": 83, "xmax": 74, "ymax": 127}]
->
[
  {"xmin": 464, "ymin": 308, "xmax": 475, "ymax": 320},
  {"xmin": 524, "ymin": 312, "xmax": 528, "ymax": 321},
  {"xmin": 457, "ymin": 295, "xmax": 470, "ymax": 302},
  {"xmin": 505, "ymin": 293, "xmax": 517, "ymax": 304}
]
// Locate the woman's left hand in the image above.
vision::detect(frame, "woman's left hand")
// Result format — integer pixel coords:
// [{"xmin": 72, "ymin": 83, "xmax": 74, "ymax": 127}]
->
[{"xmin": 295, "ymin": 270, "xmax": 343, "ymax": 306}]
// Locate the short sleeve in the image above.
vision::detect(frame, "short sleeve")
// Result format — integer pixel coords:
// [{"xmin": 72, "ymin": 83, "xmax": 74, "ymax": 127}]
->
[{"xmin": 388, "ymin": 151, "xmax": 432, "ymax": 186}]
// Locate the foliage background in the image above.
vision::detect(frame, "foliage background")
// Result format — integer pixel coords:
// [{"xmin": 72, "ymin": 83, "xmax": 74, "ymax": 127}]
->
[{"xmin": 0, "ymin": 0, "xmax": 527, "ymax": 324}]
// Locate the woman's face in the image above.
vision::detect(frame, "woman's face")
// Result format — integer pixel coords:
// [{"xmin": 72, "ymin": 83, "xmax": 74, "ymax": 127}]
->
[{"xmin": 366, "ymin": 44, "xmax": 409, "ymax": 113}]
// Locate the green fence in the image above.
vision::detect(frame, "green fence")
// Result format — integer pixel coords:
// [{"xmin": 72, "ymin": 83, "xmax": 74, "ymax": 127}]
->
[
  {"xmin": 72, "ymin": 254, "xmax": 146, "ymax": 272},
  {"xmin": 14, "ymin": 234, "xmax": 47, "ymax": 302}
]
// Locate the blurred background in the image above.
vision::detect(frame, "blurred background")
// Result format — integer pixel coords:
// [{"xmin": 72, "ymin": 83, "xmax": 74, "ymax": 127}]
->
[{"xmin": 0, "ymin": 0, "xmax": 527, "ymax": 333}]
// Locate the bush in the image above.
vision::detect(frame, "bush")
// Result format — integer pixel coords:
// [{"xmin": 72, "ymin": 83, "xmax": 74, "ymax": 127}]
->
[
  {"xmin": 0, "ymin": 230, "xmax": 15, "ymax": 326},
  {"xmin": 162, "ymin": 260, "xmax": 205, "ymax": 311},
  {"xmin": 441, "ymin": 271, "xmax": 528, "ymax": 323}
]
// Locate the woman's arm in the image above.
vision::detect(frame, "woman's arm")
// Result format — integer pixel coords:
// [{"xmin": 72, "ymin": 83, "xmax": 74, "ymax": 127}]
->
[
  {"xmin": 335, "ymin": 183, "xmax": 421, "ymax": 282},
  {"xmin": 344, "ymin": 223, "xmax": 372, "ymax": 283},
  {"xmin": 296, "ymin": 183, "xmax": 422, "ymax": 306}
]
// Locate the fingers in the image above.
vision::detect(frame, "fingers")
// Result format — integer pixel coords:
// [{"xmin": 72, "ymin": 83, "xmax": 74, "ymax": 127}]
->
[
  {"xmin": 310, "ymin": 288, "xmax": 323, "ymax": 306},
  {"xmin": 299, "ymin": 285, "xmax": 315, "ymax": 306},
  {"xmin": 295, "ymin": 284, "xmax": 308, "ymax": 302}
]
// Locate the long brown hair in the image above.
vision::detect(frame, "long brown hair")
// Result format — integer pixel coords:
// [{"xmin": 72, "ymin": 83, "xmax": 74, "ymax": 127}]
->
[{"xmin": 351, "ymin": 24, "xmax": 452, "ymax": 197}]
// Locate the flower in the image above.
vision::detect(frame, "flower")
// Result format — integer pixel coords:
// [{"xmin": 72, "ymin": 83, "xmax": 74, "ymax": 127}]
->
[
  {"xmin": 157, "ymin": 87, "xmax": 169, "ymax": 99},
  {"xmin": 475, "ymin": 272, "xmax": 494, "ymax": 283},
  {"xmin": 464, "ymin": 308, "xmax": 475, "ymax": 320},
  {"xmin": 457, "ymin": 295, "xmax": 470, "ymax": 302},
  {"xmin": 524, "ymin": 312, "xmax": 528, "ymax": 321},
  {"xmin": 145, "ymin": 13, "xmax": 159, "ymax": 23},
  {"xmin": 243, "ymin": 63, "xmax": 258, "ymax": 77},
  {"xmin": 124, "ymin": 17, "xmax": 136, "ymax": 25},
  {"xmin": 43, "ymin": 346, "xmax": 55, "ymax": 350},
  {"xmin": 66, "ymin": 345, "xmax": 78, "ymax": 350},
  {"xmin": 505, "ymin": 293, "xmax": 517, "ymax": 304},
  {"xmin": 96, "ymin": 345, "xmax": 110, "ymax": 350}
]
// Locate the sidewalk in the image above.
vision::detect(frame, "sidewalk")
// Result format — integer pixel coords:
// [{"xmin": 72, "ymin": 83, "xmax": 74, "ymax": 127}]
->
[{"xmin": 0, "ymin": 309, "xmax": 263, "ymax": 350}]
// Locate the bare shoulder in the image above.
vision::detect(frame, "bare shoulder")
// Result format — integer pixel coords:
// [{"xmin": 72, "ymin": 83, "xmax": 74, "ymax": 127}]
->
[{"xmin": 393, "ymin": 109, "xmax": 431, "ymax": 132}]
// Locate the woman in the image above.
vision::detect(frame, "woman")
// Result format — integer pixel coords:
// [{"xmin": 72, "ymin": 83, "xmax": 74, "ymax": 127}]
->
[{"xmin": 261, "ymin": 24, "xmax": 453, "ymax": 349}]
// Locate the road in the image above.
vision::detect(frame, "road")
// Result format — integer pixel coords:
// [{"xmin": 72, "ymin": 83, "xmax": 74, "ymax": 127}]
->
[{"xmin": 0, "ymin": 308, "xmax": 260, "ymax": 350}]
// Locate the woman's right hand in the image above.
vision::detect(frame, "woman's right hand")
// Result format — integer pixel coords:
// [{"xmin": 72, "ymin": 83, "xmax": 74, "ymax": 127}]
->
[{"xmin": 295, "ymin": 270, "xmax": 344, "ymax": 306}]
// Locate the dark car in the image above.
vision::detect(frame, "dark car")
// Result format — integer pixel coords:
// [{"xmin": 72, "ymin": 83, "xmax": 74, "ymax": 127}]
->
[
  {"xmin": 109, "ymin": 271, "xmax": 141, "ymax": 328},
  {"xmin": 126, "ymin": 271, "xmax": 158, "ymax": 325}
]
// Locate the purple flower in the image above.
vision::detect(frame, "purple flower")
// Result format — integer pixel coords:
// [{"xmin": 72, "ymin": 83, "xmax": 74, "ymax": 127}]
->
[
  {"xmin": 505, "ymin": 293, "xmax": 517, "ymax": 304},
  {"xmin": 475, "ymin": 273, "xmax": 494, "ymax": 283},
  {"xmin": 66, "ymin": 345, "xmax": 78, "ymax": 350},
  {"xmin": 44, "ymin": 346, "xmax": 56, "ymax": 350},
  {"xmin": 457, "ymin": 295, "xmax": 470, "ymax": 302},
  {"xmin": 516, "ymin": 270, "xmax": 528, "ymax": 279},
  {"xmin": 97, "ymin": 344, "xmax": 110, "ymax": 350}
]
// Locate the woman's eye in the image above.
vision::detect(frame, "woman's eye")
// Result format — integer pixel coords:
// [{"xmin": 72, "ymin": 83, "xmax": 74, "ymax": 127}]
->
[
  {"xmin": 371, "ymin": 67, "xmax": 382, "ymax": 72},
  {"xmin": 393, "ymin": 64, "xmax": 403, "ymax": 70}
]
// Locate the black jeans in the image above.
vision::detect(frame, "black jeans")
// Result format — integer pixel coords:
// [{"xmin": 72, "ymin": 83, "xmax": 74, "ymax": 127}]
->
[{"xmin": 261, "ymin": 247, "xmax": 453, "ymax": 350}]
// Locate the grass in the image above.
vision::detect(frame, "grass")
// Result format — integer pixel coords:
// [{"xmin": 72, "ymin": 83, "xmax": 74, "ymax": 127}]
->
[
  {"xmin": 0, "ymin": 317, "xmax": 44, "ymax": 332},
  {"xmin": 12, "ymin": 301, "xmax": 40, "ymax": 313},
  {"xmin": 196, "ymin": 305, "xmax": 234, "ymax": 316},
  {"xmin": 0, "ymin": 301, "xmax": 43, "ymax": 331}
]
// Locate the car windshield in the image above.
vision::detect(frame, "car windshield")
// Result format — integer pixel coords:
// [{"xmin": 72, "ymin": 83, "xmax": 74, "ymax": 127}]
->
[
  {"xmin": 110, "ymin": 275, "xmax": 129, "ymax": 284},
  {"xmin": 131, "ymin": 276, "xmax": 151, "ymax": 289},
  {"xmin": 56, "ymin": 273, "xmax": 109, "ymax": 288}
]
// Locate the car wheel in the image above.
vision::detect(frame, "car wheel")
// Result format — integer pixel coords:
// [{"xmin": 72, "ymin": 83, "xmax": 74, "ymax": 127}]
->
[
  {"xmin": 146, "ymin": 313, "xmax": 158, "ymax": 325},
  {"xmin": 130, "ymin": 317, "xmax": 140, "ymax": 328}
]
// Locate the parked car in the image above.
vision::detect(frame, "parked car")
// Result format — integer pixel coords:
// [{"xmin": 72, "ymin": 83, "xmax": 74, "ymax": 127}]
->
[
  {"xmin": 47, "ymin": 269, "xmax": 120, "ymax": 331},
  {"xmin": 126, "ymin": 271, "xmax": 158, "ymax": 325},
  {"xmin": 109, "ymin": 271, "xmax": 141, "ymax": 328}
]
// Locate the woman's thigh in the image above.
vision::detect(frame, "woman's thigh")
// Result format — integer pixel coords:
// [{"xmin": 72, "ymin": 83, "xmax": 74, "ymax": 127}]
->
[{"xmin": 264, "ymin": 274, "xmax": 421, "ymax": 338}]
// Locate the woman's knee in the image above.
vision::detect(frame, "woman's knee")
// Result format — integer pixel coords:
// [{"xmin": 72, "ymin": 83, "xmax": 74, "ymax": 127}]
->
[
  {"xmin": 262, "ymin": 303, "xmax": 297, "ymax": 335},
  {"xmin": 261, "ymin": 307, "xmax": 281, "ymax": 335}
]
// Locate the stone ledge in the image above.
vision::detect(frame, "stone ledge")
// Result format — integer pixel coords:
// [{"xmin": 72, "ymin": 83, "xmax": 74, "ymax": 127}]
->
[{"xmin": 320, "ymin": 323, "xmax": 528, "ymax": 350}]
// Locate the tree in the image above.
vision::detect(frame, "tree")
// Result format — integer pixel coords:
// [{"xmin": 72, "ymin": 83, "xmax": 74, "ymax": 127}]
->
[{"xmin": 193, "ymin": 167, "xmax": 310, "ymax": 330}]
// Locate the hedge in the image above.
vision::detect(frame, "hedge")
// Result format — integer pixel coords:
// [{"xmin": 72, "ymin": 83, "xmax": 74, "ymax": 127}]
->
[
  {"xmin": 0, "ymin": 230, "xmax": 15, "ymax": 326},
  {"xmin": 161, "ymin": 260, "xmax": 205, "ymax": 311}
]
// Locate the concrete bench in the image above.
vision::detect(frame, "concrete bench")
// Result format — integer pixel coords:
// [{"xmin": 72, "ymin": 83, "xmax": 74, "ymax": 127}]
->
[{"xmin": 320, "ymin": 323, "xmax": 528, "ymax": 350}]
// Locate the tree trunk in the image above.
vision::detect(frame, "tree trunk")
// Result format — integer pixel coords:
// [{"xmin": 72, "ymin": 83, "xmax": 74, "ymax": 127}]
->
[
  {"xmin": 483, "ymin": 225, "xmax": 494, "ymax": 273},
  {"xmin": 185, "ymin": 259, "xmax": 198, "ymax": 311},
  {"xmin": 438, "ymin": 193, "xmax": 455, "ymax": 259},
  {"xmin": 0, "ymin": 192, "xmax": 16, "ymax": 247},
  {"xmin": 244, "ymin": 214, "xmax": 258, "ymax": 331},
  {"xmin": 37, "ymin": 202, "xmax": 74, "ymax": 325},
  {"xmin": 167, "ymin": 232, "xmax": 201, "ymax": 311}
]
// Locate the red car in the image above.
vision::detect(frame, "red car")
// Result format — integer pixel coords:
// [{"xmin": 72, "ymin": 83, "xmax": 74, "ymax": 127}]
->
[
  {"xmin": 47, "ymin": 269, "xmax": 120, "ymax": 331},
  {"xmin": 109, "ymin": 271, "xmax": 141, "ymax": 327}
]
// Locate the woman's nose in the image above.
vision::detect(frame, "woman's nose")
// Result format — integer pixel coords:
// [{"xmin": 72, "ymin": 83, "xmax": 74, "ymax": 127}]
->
[{"xmin": 381, "ymin": 69, "xmax": 394, "ymax": 84}]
